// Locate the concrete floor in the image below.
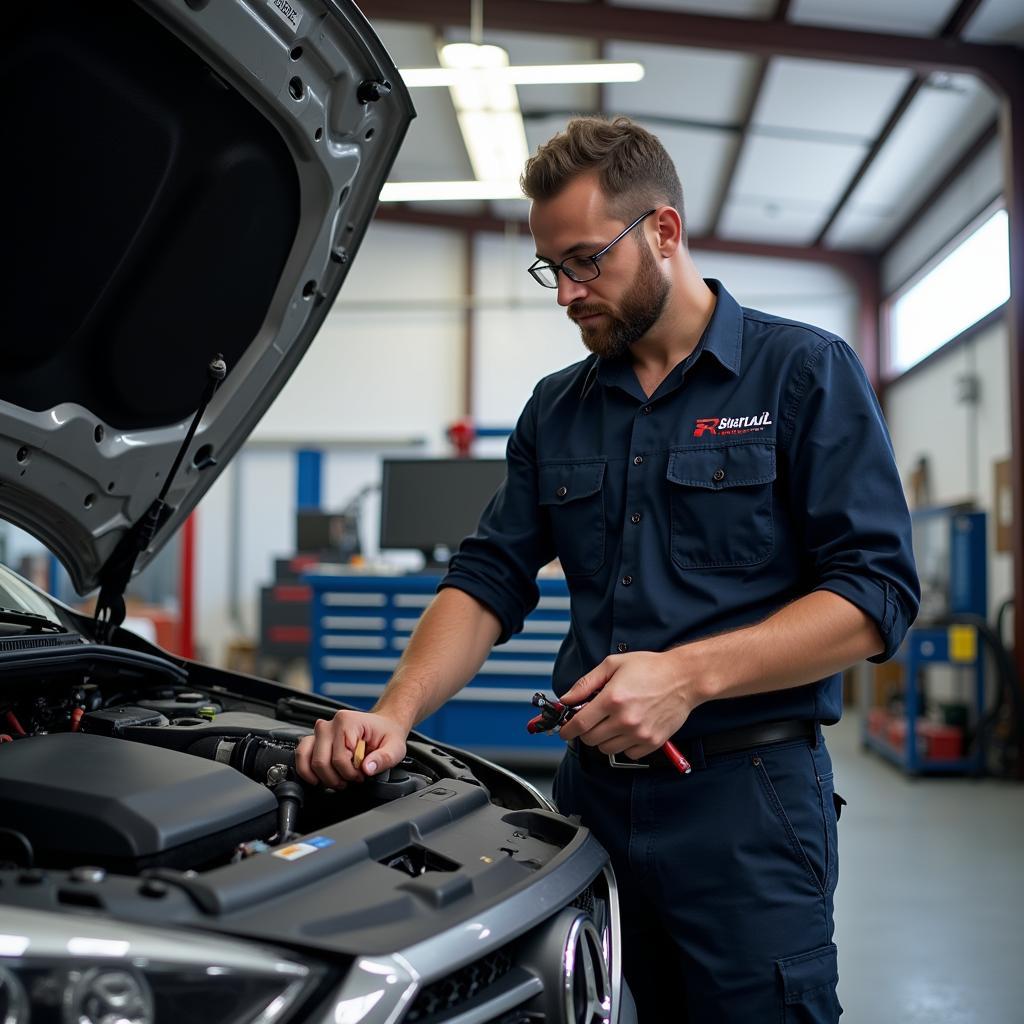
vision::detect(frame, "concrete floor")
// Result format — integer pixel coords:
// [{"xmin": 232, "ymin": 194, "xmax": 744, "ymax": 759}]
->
[
  {"xmin": 829, "ymin": 712, "xmax": 1024, "ymax": 1023},
  {"xmin": 524, "ymin": 712, "xmax": 1024, "ymax": 1022}
]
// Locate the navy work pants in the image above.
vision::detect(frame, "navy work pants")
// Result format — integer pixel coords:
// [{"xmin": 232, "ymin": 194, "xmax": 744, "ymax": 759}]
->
[{"xmin": 553, "ymin": 731, "xmax": 843, "ymax": 1022}]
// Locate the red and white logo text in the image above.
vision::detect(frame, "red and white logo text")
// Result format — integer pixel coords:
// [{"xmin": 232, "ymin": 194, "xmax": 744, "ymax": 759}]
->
[{"xmin": 693, "ymin": 411, "xmax": 773, "ymax": 437}]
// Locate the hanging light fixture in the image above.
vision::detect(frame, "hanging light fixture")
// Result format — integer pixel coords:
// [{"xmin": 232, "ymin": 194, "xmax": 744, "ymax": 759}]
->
[{"xmin": 382, "ymin": 1, "xmax": 644, "ymax": 203}]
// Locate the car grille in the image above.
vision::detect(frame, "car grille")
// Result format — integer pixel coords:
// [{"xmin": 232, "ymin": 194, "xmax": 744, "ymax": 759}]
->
[
  {"xmin": 403, "ymin": 946, "xmax": 515, "ymax": 1022},
  {"xmin": 399, "ymin": 879, "xmax": 608, "ymax": 1024}
]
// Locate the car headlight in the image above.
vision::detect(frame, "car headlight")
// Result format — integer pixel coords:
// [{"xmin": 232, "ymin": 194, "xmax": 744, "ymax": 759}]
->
[{"xmin": 0, "ymin": 907, "xmax": 320, "ymax": 1024}]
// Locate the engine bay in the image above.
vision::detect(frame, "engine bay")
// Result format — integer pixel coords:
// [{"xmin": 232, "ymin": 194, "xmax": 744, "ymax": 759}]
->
[{"xmin": 0, "ymin": 644, "xmax": 536, "ymax": 878}]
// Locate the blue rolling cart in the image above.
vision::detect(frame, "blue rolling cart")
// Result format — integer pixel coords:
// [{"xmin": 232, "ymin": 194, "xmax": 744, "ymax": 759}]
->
[{"xmin": 862, "ymin": 507, "xmax": 988, "ymax": 775}]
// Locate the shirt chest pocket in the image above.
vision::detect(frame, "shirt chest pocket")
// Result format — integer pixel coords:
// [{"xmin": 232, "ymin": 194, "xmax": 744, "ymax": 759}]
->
[
  {"xmin": 538, "ymin": 460, "xmax": 606, "ymax": 576},
  {"xmin": 667, "ymin": 442, "xmax": 776, "ymax": 570}
]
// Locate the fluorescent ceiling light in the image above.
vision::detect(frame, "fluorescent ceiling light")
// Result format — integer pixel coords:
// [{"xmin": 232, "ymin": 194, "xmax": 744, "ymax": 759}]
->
[
  {"xmin": 379, "ymin": 180, "xmax": 524, "ymax": 202},
  {"xmin": 400, "ymin": 62, "xmax": 645, "ymax": 88},
  {"xmin": 387, "ymin": 43, "xmax": 645, "ymax": 202},
  {"xmin": 440, "ymin": 43, "xmax": 530, "ymax": 185}
]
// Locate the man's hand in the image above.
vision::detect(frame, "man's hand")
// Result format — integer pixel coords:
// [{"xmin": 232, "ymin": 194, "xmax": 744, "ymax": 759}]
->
[
  {"xmin": 556, "ymin": 650, "xmax": 702, "ymax": 759},
  {"xmin": 295, "ymin": 710, "xmax": 408, "ymax": 788}
]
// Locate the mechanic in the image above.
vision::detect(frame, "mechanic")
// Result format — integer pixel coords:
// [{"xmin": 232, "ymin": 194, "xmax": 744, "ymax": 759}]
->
[{"xmin": 297, "ymin": 116, "xmax": 919, "ymax": 1022}]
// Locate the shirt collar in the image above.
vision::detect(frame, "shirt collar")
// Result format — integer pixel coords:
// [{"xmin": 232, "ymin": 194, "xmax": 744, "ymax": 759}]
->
[
  {"xmin": 593, "ymin": 278, "xmax": 743, "ymax": 398},
  {"xmin": 696, "ymin": 279, "xmax": 743, "ymax": 376}
]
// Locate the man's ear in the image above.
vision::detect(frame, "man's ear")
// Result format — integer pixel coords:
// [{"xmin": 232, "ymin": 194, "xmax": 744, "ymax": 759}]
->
[{"xmin": 653, "ymin": 207, "xmax": 683, "ymax": 257}]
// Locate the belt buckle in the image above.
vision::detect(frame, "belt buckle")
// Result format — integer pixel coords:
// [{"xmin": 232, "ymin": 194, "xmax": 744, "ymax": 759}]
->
[{"xmin": 608, "ymin": 751, "xmax": 649, "ymax": 769}]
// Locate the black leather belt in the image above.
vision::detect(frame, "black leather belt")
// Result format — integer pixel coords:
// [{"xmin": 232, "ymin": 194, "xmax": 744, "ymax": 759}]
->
[{"xmin": 571, "ymin": 719, "xmax": 818, "ymax": 772}]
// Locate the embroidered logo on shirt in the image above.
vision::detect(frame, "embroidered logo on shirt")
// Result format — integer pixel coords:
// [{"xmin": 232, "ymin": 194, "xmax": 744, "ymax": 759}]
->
[{"xmin": 693, "ymin": 412, "xmax": 773, "ymax": 437}]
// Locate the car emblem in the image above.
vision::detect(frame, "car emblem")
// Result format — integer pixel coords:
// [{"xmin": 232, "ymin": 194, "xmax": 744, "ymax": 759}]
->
[{"xmin": 563, "ymin": 915, "xmax": 611, "ymax": 1024}]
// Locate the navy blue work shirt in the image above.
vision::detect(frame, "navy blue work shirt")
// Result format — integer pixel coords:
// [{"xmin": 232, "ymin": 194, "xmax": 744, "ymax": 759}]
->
[{"xmin": 441, "ymin": 280, "xmax": 920, "ymax": 736}]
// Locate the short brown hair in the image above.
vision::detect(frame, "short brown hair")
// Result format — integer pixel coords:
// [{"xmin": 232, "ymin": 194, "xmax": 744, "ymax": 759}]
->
[{"xmin": 521, "ymin": 115, "xmax": 686, "ymax": 242}]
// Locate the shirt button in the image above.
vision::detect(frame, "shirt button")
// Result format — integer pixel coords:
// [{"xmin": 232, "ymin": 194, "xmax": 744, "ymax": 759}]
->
[
  {"xmin": 621, "ymin": 575, "xmax": 633, "ymax": 586},
  {"xmin": 617, "ymin": 642, "xmax": 629, "ymax": 653},
  {"xmin": 630, "ymin": 512, "xmax": 641, "ymax": 524},
  {"xmin": 643, "ymin": 405, "xmax": 652, "ymax": 415},
  {"xmin": 633, "ymin": 455, "xmax": 644, "ymax": 466},
  {"xmin": 713, "ymin": 468, "xmax": 726, "ymax": 482},
  {"xmin": 556, "ymin": 485, "xmax": 568, "ymax": 497}
]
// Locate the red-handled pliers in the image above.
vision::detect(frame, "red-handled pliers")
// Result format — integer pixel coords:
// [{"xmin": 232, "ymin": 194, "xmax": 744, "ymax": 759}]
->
[{"xmin": 527, "ymin": 691, "xmax": 691, "ymax": 774}]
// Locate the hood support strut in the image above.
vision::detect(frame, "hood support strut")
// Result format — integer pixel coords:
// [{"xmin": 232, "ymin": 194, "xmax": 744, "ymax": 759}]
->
[{"xmin": 93, "ymin": 355, "xmax": 227, "ymax": 645}]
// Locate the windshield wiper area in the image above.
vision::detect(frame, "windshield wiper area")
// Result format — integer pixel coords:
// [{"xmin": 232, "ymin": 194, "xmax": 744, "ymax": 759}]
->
[{"xmin": 0, "ymin": 608, "xmax": 68, "ymax": 634}]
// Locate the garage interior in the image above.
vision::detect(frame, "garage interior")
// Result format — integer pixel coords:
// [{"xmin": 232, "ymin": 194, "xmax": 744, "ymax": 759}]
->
[{"xmin": 2, "ymin": 0, "xmax": 1022, "ymax": 1020}]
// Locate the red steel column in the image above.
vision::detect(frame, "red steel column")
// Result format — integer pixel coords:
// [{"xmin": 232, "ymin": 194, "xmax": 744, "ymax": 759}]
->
[{"xmin": 179, "ymin": 511, "xmax": 196, "ymax": 660}]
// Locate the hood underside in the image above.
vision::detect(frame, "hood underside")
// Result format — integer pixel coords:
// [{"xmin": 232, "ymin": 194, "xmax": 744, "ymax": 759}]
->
[{"xmin": 1, "ymin": 0, "xmax": 413, "ymax": 593}]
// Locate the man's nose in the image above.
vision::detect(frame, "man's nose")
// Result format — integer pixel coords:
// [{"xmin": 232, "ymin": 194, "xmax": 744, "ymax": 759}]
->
[{"xmin": 556, "ymin": 272, "xmax": 588, "ymax": 307}]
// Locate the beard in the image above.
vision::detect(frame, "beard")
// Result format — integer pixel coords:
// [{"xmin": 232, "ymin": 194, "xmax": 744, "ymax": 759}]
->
[{"xmin": 569, "ymin": 239, "xmax": 669, "ymax": 360}]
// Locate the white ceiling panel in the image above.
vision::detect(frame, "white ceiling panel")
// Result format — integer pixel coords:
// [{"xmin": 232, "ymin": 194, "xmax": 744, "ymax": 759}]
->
[
  {"xmin": 823, "ymin": 74, "xmax": 999, "ymax": 250},
  {"xmin": 717, "ymin": 198, "xmax": 830, "ymax": 244},
  {"xmin": 820, "ymin": 206, "xmax": 894, "ymax": 251},
  {"xmin": 372, "ymin": 20, "xmax": 439, "ymax": 67},
  {"xmin": 789, "ymin": 0, "xmax": 960, "ymax": 35},
  {"xmin": 754, "ymin": 59, "xmax": 914, "ymax": 140},
  {"xmin": 605, "ymin": 41, "xmax": 760, "ymax": 124},
  {"xmin": 387, "ymin": 87, "xmax": 473, "ymax": 182},
  {"xmin": 963, "ymin": 0, "xmax": 1024, "ymax": 43},
  {"xmin": 609, "ymin": 0, "xmax": 776, "ymax": 16},
  {"xmin": 646, "ymin": 124, "xmax": 739, "ymax": 236},
  {"xmin": 728, "ymin": 133, "xmax": 867, "ymax": 205}
]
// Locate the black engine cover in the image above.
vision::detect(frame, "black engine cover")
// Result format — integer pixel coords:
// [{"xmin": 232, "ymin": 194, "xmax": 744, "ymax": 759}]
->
[{"xmin": 0, "ymin": 733, "xmax": 277, "ymax": 871}]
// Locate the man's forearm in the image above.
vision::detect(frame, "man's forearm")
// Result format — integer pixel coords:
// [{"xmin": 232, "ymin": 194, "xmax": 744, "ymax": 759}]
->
[
  {"xmin": 678, "ymin": 589, "xmax": 884, "ymax": 704},
  {"xmin": 373, "ymin": 587, "xmax": 502, "ymax": 731}
]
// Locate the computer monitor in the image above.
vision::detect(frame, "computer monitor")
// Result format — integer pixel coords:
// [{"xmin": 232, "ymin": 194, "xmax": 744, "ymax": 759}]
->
[
  {"xmin": 295, "ymin": 510, "xmax": 360, "ymax": 561},
  {"xmin": 379, "ymin": 458, "xmax": 507, "ymax": 567}
]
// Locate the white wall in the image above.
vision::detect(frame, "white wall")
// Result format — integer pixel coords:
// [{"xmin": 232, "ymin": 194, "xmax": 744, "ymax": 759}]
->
[
  {"xmin": 880, "ymin": 129, "xmax": 1011, "ymax": 623},
  {"xmin": 692, "ymin": 250, "xmax": 860, "ymax": 347},
  {"xmin": 471, "ymin": 231, "xmax": 862, "ymax": 427},
  {"xmin": 255, "ymin": 222, "xmax": 467, "ymax": 442},
  {"xmin": 884, "ymin": 320, "xmax": 1013, "ymax": 618}
]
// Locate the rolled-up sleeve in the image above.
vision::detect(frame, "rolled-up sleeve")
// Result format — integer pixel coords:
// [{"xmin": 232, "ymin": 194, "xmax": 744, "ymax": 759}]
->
[
  {"xmin": 781, "ymin": 338, "xmax": 920, "ymax": 662},
  {"xmin": 439, "ymin": 389, "xmax": 555, "ymax": 644}
]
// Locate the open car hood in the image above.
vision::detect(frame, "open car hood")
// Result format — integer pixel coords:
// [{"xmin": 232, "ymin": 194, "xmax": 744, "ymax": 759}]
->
[{"xmin": 1, "ymin": 0, "xmax": 414, "ymax": 594}]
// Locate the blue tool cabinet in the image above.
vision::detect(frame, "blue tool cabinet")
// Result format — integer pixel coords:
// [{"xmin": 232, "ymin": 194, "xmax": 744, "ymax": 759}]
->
[{"xmin": 305, "ymin": 569, "xmax": 570, "ymax": 765}]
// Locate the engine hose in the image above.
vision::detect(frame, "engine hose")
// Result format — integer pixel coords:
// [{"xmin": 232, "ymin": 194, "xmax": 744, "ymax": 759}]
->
[
  {"xmin": 188, "ymin": 733, "xmax": 298, "ymax": 785},
  {"xmin": 272, "ymin": 780, "xmax": 305, "ymax": 846}
]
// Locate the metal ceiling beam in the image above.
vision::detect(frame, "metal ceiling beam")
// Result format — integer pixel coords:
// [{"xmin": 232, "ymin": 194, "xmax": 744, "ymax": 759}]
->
[
  {"xmin": 362, "ymin": 0, "xmax": 1022, "ymax": 89},
  {"xmin": 813, "ymin": 0, "xmax": 986, "ymax": 247},
  {"xmin": 706, "ymin": 0, "xmax": 790, "ymax": 238},
  {"xmin": 373, "ymin": 205, "xmax": 865, "ymax": 269}
]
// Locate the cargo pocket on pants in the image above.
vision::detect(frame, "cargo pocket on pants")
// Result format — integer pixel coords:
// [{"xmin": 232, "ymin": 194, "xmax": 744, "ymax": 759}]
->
[{"xmin": 777, "ymin": 943, "xmax": 841, "ymax": 1023}]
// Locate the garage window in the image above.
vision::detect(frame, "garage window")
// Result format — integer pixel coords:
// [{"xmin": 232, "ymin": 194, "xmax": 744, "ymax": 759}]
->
[{"xmin": 887, "ymin": 208, "xmax": 1010, "ymax": 376}]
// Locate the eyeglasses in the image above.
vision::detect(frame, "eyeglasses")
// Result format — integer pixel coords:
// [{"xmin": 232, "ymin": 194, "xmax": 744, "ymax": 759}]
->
[{"xmin": 527, "ymin": 209, "xmax": 656, "ymax": 289}]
